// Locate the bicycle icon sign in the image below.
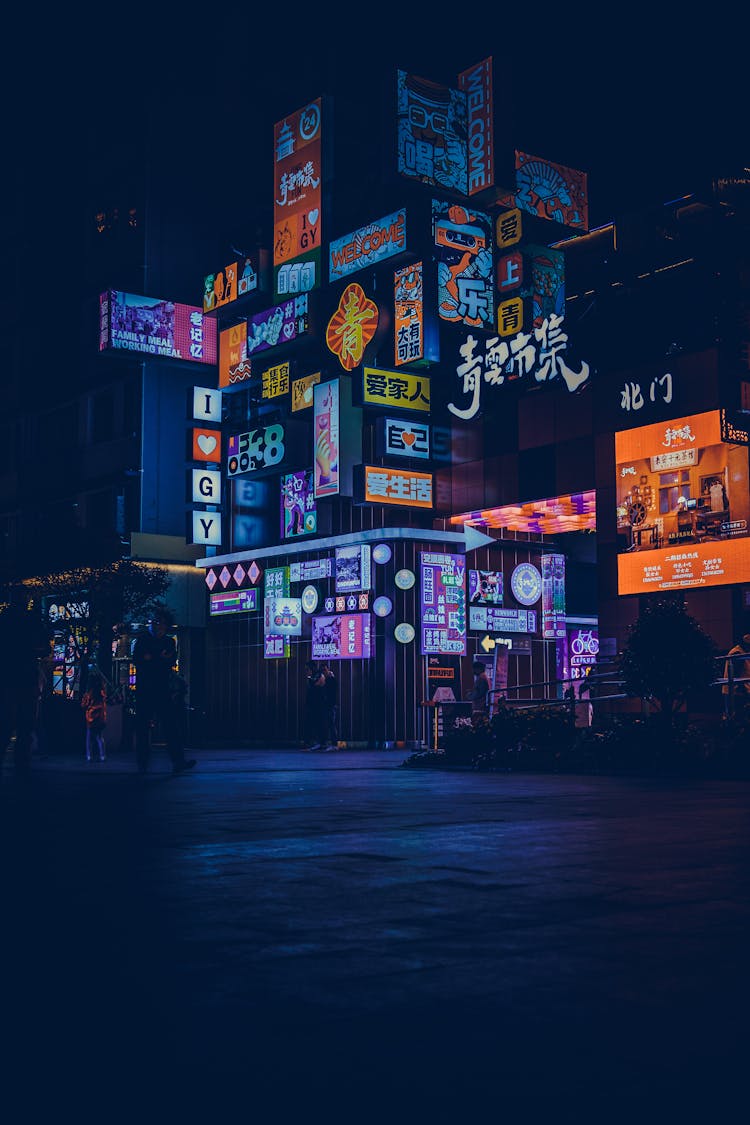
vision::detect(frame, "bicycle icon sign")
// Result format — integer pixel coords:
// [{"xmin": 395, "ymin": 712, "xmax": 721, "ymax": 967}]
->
[{"xmin": 570, "ymin": 630, "xmax": 599, "ymax": 657}]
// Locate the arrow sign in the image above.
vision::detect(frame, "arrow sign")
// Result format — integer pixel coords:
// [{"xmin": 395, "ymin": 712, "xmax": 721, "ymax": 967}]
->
[
  {"xmin": 463, "ymin": 524, "xmax": 496, "ymax": 552},
  {"xmin": 480, "ymin": 634, "xmax": 496, "ymax": 653}
]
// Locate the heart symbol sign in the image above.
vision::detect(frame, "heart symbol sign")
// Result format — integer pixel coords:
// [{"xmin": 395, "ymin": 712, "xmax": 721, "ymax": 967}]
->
[
  {"xmin": 402, "ymin": 431, "xmax": 416, "ymax": 446},
  {"xmin": 198, "ymin": 434, "xmax": 217, "ymax": 455},
  {"xmin": 308, "ymin": 208, "xmax": 319, "ymax": 225}
]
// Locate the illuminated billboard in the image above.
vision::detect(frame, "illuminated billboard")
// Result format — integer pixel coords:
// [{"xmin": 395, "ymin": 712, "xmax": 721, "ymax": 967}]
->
[
  {"xmin": 210, "ymin": 589, "xmax": 258, "ymax": 616},
  {"xmin": 360, "ymin": 466, "xmax": 433, "ymax": 509},
  {"xmin": 264, "ymin": 598, "xmax": 303, "ymax": 637},
  {"xmin": 458, "ymin": 58, "xmax": 494, "ymax": 196},
  {"xmin": 469, "ymin": 606, "xmax": 536, "ymax": 633},
  {"xmin": 514, "ymin": 150, "xmax": 589, "ymax": 232},
  {"xmin": 261, "ymin": 361, "xmax": 290, "ymax": 400},
  {"xmin": 329, "ymin": 209, "xmax": 406, "ymax": 282},
  {"xmin": 615, "ymin": 409, "xmax": 750, "ymax": 594},
  {"xmin": 273, "ymin": 99, "xmax": 323, "ymax": 292},
  {"xmin": 291, "ymin": 372, "xmax": 320, "ymax": 411},
  {"xmin": 394, "ymin": 262, "xmax": 424, "ymax": 366},
  {"xmin": 432, "ymin": 199, "xmax": 493, "ymax": 329},
  {"xmin": 312, "ymin": 613, "xmax": 373, "ymax": 660},
  {"xmin": 281, "ymin": 469, "xmax": 317, "ymax": 538},
  {"xmin": 396, "ymin": 71, "xmax": 465, "ymax": 193},
  {"xmin": 246, "ymin": 295, "xmax": 310, "ymax": 357},
  {"xmin": 468, "ymin": 570, "xmax": 503, "ymax": 605},
  {"xmin": 326, "ymin": 283, "xmax": 379, "ymax": 371},
  {"xmin": 541, "ymin": 554, "xmax": 566, "ymax": 639},
  {"xmin": 380, "ymin": 417, "xmax": 430, "ymax": 459},
  {"xmin": 203, "ymin": 253, "xmax": 264, "ymax": 313},
  {"xmin": 419, "ymin": 552, "xmax": 467, "ymax": 655},
  {"xmin": 99, "ymin": 291, "xmax": 217, "ymax": 365},
  {"xmin": 227, "ymin": 424, "xmax": 286, "ymax": 477},
  {"xmin": 219, "ymin": 322, "xmax": 251, "ymax": 388},
  {"xmin": 362, "ymin": 367, "xmax": 430, "ymax": 412},
  {"xmin": 335, "ymin": 545, "xmax": 372, "ymax": 593},
  {"xmin": 313, "ymin": 380, "xmax": 339, "ymax": 498}
]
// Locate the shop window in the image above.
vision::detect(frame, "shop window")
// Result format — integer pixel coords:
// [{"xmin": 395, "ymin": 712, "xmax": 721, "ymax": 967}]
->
[{"xmin": 659, "ymin": 470, "xmax": 690, "ymax": 513}]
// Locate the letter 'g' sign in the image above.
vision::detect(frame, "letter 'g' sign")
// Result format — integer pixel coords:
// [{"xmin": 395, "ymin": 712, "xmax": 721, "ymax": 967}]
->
[
  {"xmin": 191, "ymin": 469, "xmax": 221, "ymax": 504},
  {"xmin": 189, "ymin": 510, "xmax": 222, "ymax": 546}
]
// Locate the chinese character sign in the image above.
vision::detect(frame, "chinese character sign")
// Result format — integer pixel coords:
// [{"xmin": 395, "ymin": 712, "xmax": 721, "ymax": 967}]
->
[
  {"xmin": 264, "ymin": 598, "xmax": 303, "ymax": 637},
  {"xmin": 313, "ymin": 380, "xmax": 339, "ymax": 498},
  {"xmin": 326, "ymin": 283, "xmax": 379, "ymax": 371},
  {"xmin": 99, "ymin": 291, "xmax": 217, "ymax": 365},
  {"xmin": 273, "ymin": 99, "xmax": 322, "ymax": 284},
  {"xmin": 394, "ymin": 262, "xmax": 424, "ymax": 366},
  {"xmin": 291, "ymin": 372, "xmax": 321, "ymax": 411},
  {"xmin": 419, "ymin": 552, "xmax": 467, "ymax": 655},
  {"xmin": 396, "ymin": 70, "xmax": 467, "ymax": 193},
  {"xmin": 312, "ymin": 613, "xmax": 373, "ymax": 660},
  {"xmin": 433, "ymin": 200, "xmax": 493, "ymax": 329},
  {"xmin": 281, "ymin": 469, "xmax": 317, "ymax": 538},
  {"xmin": 261, "ymin": 361, "xmax": 290, "ymax": 399},
  {"xmin": 383, "ymin": 418, "xmax": 430, "ymax": 459},
  {"xmin": 362, "ymin": 367, "xmax": 430, "ymax": 412},
  {"xmin": 541, "ymin": 553, "xmax": 566, "ymax": 639},
  {"xmin": 363, "ymin": 466, "xmax": 433, "ymax": 509},
  {"xmin": 447, "ymin": 317, "xmax": 590, "ymax": 420}
]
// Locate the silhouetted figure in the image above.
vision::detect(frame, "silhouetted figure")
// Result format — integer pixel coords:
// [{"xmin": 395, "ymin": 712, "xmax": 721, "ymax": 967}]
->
[
  {"xmin": 81, "ymin": 672, "xmax": 107, "ymax": 762},
  {"xmin": 321, "ymin": 661, "xmax": 339, "ymax": 750},
  {"xmin": 0, "ymin": 586, "xmax": 49, "ymax": 778},
  {"xmin": 468, "ymin": 660, "xmax": 490, "ymax": 714},
  {"xmin": 302, "ymin": 660, "xmax": 327, "ymax": 750},
  {"xmin": 132, "ymin": 609, "xmax": 195, "ymax": 774}
]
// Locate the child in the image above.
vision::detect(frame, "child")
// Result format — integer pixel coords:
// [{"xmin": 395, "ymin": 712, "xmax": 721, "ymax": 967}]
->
[{"xmin": 81, "ymin": 673, "xmax": 107, "ymax": 762}]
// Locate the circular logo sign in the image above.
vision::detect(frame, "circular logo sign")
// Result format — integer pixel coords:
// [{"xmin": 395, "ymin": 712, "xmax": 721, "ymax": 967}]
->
[
  {"xmin": 372, "ymin": 543, "xmax": 393, "ymax": 565},
  {"xmin": 394, "ymin": 622, "xmax": 415, "ymax": 644},
  {"xmin": 394, "ymin": 568, "xmax": 416, "ymax": 590},
  {"xmin": 510, "ymin": 563, "xmax": 542, "ymax": 606},
  {"xmin": 301, "ymin": 585, "xmax": 319, "ymax": 614},
  {"xmin": 373, "ymin": 596, "xmax": 393, "ymax": 618}
]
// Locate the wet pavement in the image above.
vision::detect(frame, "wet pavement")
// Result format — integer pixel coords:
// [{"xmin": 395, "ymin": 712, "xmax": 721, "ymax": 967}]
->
[{"xmin": 2, "ymin": 746, "xmax": 749, "ymax": 1116}]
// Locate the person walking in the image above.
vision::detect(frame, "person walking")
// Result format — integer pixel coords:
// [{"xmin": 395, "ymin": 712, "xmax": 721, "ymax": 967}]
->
[
  {"xmin": 132, "ymin": 609, "xmax": 196, "ymax": 774},
  {"xmin": 0, "ymin": 586, "xmax": 49, "ymax": 778},
  {"xmin": 81, "ymin": 672, "xmax": 107, "ymax": 762},
  {"xmin": 468, "ymin": 659, "xmax": 491, "ymax": 715},
  {"xmin": 302, "ymin": 660, "xmax": 327, "ymax": 751},
  {"xmin": 321, "ymin": 661, "xmax": 339, "ymax": 751},
  {"xmin": 723, "ymin": 632, "xmax": 750, "ymax": 719}
]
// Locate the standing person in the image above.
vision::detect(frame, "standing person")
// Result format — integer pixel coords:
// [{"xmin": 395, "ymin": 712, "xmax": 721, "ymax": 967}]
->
[
  {"xmin": 321, "ymin": 661, "xmax": 339, "ymax": 751},
  {"xmin": 81, "ymin": 672, "xmax": 107, "ymax": 762},
  {"xmin": 468, "ymin": 659, "xmax": 490, "ymax": 715},
  {"xmin": 723, "ymin": 632, "xmax": 750, "ymax": 719},
  {"xmin": 132, "ymin": 609, "xmax": 196, "ymax": 774},
  {"xmin": 302, "ymin": 660, "xmax": 327, "ymax": 751},
  {"xmin": 0, "ymin": 586, "xmax": 49, "ymax": 778}
]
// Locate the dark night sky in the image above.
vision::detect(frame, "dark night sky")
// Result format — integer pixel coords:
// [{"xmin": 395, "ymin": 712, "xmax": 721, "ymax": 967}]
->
[{"xmin": 12, "ymin": 10, "xmax": 745, "ymax": 244}]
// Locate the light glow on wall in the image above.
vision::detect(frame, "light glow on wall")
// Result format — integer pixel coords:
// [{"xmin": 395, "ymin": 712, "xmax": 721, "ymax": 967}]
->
[{"xmin": 452, "ymin": 491, "xmax": 597, "ymax": 535}]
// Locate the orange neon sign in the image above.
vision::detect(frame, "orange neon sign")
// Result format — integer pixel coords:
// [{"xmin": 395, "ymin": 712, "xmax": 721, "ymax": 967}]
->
[
  {"xmin": 326, "ymin": 283, "xmax": 379, "ymax": 371},
  {"xmin": 618, "ymin": 537, "xmax": 750, "ymax": 595},
  {"xmin": 363, "ymin": 466, "xmax": 432, "ymax": 508}
]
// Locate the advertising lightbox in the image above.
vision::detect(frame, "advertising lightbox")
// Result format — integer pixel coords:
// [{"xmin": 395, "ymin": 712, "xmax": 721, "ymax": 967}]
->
[
  {"xmin": 203, "ymin": 253, "xmax": 264, "ymax": 313},
  {"xmin": 468, "ymin": 570, "xmax": 503, "ymax": 605},
  {"xmin": 419, "ymin": 552, "xmax": 467, "ymax": 655},
  {"xmin": 281, "ymin": 469, "xmax": 317, "ymax": 538},
  {"xmin": 362, "ymin": 367, "xmax": 430, "ymax": 412},
  {"xmin": 615, "ymin": 409, "xmax": 750, "ymax": 594},
  {"xmin": 432, "ymin": 199, "xmax": 493, "ymax": 329},
  {"xmin": 246, "ymin": 295, "xmax": 310, "ymax": 357},
  {"xmin": 514, "ymin": 150, "xmax": 589, "ymax": 232},
  {"xmin": 469, "ymin": 606, "xmax": 536, "ymax": 633},
  {"xmin": 219, "ymin": 322, "xmax": 251, "ymax": 388},
  {"xmin": 458, "ymin": 57, "xmax": 494, "ymax": 196},
  {"xmin": 264, "ymin": 598, "xmax": 302, "ymax": 637},
  {"xmin": 99, "ymin": 291, "xmax": 217, "ymax": 365},
  {"xmin": 273, "ymin": 99, "xmax": 323, "ymax": 287},
  {"xmin": 541, "ymin": 554, "xmax": 566, "ymax": 639},
  {"xmin": 227, "ymin": 424, "xmax": 286, "ymax": 477},
  {"xmin": 326, "ymin": 283, "xmax": 379, "ymax": 371},
  {"xmin": 311, "ymin": 613, "xmax": 373, "ymax": 660},
  {"xmin": 291, "ymin": 372, "xmax": 321, "ymax": 411},
  {"xmin": 397, "ymin": 70, "xmax": 467, "ymax": 194},
  {"xmin": 335, "ymin": 545, "xmax": 372, "ymax": 593},
  {"xmin": 313, "ymin": 380, "xmax": 340, "ymax": 497},
  {"xmin": 394, "ymin": 261, "xmax": 424, "ymax": 367},
  {"xmin": 329, "ymin": 209, "xmax": 406, "ymax": 282},
  {"xmin": 210, "ymin": 589, "xmax": 258, "ymax": 616},
  {"xmin": 381, "ymin": 417, "xmax": 430, "ymax": 459}
]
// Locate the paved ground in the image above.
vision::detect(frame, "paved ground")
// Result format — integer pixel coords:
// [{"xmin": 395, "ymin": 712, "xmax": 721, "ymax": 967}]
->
[{"xmin": 2, "ymin": 745, "xmax": 749, "ymax": 1118}]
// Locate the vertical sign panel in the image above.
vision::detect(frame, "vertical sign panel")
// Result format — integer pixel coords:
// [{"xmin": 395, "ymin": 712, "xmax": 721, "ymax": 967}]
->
[
  {"xmin": 273, "ymin": 99, "xmax": 323, "ymax": 296},
  {"xmin": 313, "ymin": 380, "xmax": 340, "ymax": 497},
  {"xmin": 419, "ymin": 552, "xmax": 467, "ymax": 655}
]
